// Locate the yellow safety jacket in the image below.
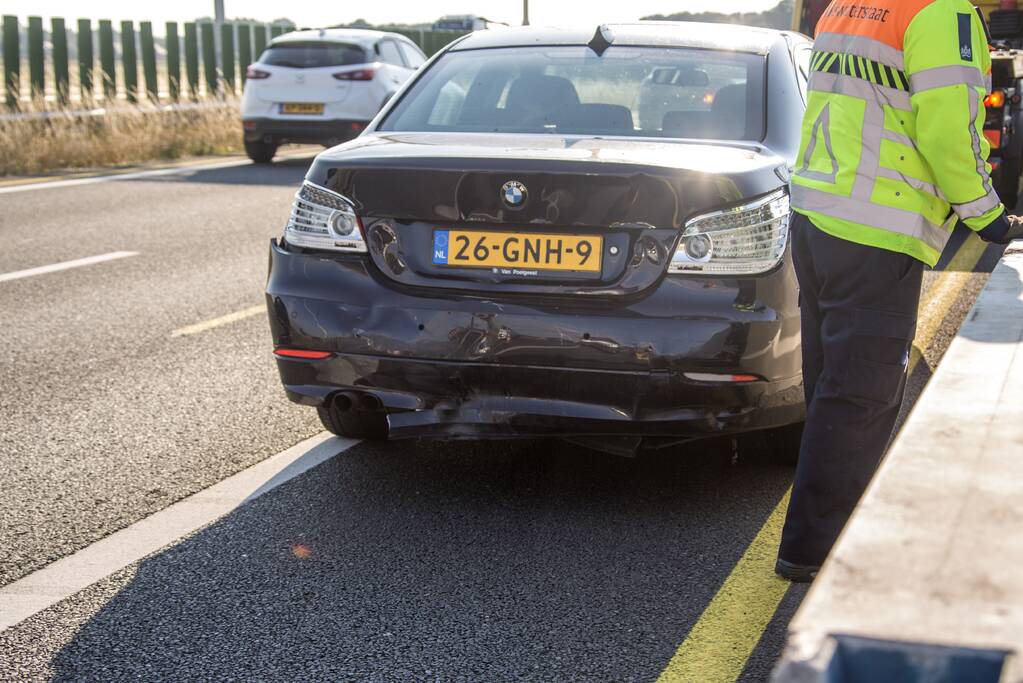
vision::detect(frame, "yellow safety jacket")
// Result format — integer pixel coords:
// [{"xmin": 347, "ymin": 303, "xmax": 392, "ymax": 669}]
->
[{"xmin": 792, "ymin": 0, "xmax": 1004, "ymax": 266}]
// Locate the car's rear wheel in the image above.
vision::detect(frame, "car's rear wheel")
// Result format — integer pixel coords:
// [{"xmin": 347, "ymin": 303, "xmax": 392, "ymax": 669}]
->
[
  {"xmin": 245, "ymin": 139, "xmax": 278, "ymax": 164},
  {"xmin": 316, "ymin": 394, "xmax": 388, "ymax": 440}
]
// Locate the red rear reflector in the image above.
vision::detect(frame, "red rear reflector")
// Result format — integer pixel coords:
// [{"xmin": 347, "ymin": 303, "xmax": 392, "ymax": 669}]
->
[
  {"xmin": 274, "ymin": 348, "xmax": 332, "ymax": 359},
  {"xmin": 350, "ymin": 122, "xmax": 366, "ymax": 131},
  {"xmin": 683, "ymin": 372, "xmax": 761, "ymax": 383},
  {"xmin": 985, "ymin": 129, "xmax": 1003, "ymax": 148},
  {"xmin": 243, "ymin": 120, "xmax": 257, "ymax": 130}
]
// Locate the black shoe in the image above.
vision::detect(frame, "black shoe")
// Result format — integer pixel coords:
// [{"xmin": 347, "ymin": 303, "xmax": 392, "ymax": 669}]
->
[{"xmin": 775, "ymin": 558, "xmax": 820, "ymax": 583}]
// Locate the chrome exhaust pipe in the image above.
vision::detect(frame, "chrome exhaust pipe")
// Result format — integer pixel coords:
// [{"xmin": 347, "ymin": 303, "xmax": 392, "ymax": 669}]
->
[
  {"xmin": 355, "ymin": 393, "xmax": 381, "ymax": 411},
  {"xmin": 332, "ymin": 392, "xmax": 357, "ymax": 412}
]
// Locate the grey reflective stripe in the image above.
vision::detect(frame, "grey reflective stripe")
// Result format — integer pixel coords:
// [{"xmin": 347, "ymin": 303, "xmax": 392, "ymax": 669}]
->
[
  {"xmin": 882, "ymin": 129, "xmax": 916, "ymax": 149},
  {"xmin": 968, "ymin": 86, "xmax": 996, "ymax": 198},
  {"xmin": 799, "ymin": 102, "xmax": 839, "ymax": 183},
  {"xmin": 877, "ymin": 167, "xmax": 946, "ymax": 202},
  {"xmin": 791, "ymin": 184, "xmax": 952, "ymax": 254},
  {"xmin": 808, "ymin": 71, "xmax": 912, "ymax": 111},
  {"xmin": 854, "ymin": 96, "xmax": 885, "ymax": 201},
  {"xmin": 814, "ymin": 32, "xmax": 905, "ymax": 71},
  {"xmin": 909, "ymin": 65, "xmax": 987, "ymax": 93},
  {"xmin": 952, "ymin": 190, "xmax": 1002, "ymax": 219}
]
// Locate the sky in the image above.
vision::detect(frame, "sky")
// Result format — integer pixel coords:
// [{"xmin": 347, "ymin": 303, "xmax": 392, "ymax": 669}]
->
[{"xmin": 2, "ymin": 1, "xmax": 782, "ymax": 32}]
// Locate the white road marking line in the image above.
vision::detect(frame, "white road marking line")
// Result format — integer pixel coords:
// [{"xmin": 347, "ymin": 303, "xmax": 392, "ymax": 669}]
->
[
  {"xmin": 171, "ymin": 304, "xmax": 266, "ymax": 338},
  {"xmin": 0, "ymin": 150, "xmax": 316, "ymax": 195},
  {"xmin": 0, "ymin": 251, "xmax": 139, "ymax": 283},
  {"xmin": 0, "ymin": 432, "xmax": 358, "ymax": 632}
]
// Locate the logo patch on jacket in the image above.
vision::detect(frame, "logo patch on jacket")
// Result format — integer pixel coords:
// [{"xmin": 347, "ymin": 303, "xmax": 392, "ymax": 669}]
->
[{"xmin": 958, "ymin": 13, "xmax": 974, "ymax": 61}]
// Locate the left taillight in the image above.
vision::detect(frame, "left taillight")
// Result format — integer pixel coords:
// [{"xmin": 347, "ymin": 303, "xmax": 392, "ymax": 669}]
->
[
  {"xmin": 246, "ymin": 66, "xmax": 271, "ymax": 80},
  {"xmin": 333, "ymin": 67, "xmax": 377, "ymax": 81},
  {"xmin": 284, "ymin": 181, "xmax": 367, "ymax": 253}
]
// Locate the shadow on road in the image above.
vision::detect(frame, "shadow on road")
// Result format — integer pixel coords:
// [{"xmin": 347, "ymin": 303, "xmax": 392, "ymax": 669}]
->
[{"xmin": 47, "ymin": 438, "xmax": 794, "ymax": 681}]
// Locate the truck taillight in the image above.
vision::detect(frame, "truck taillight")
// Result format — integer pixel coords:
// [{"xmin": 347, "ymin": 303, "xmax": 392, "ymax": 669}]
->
[
  {"xmin": 985, "ymin": 129, "xmax": 1003, "ymax": 148},
  {"xmin": 985, "ymin": 90, "xmax": 1006, "ymax": 108}
]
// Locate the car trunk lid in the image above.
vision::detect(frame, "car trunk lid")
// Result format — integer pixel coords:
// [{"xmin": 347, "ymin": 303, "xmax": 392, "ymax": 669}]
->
[{"xmin": 308, "ymin": 133, "xmax": 786, "ymax": 296}]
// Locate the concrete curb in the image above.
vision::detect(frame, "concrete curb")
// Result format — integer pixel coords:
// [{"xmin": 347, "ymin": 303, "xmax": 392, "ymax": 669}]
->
[{"xmin": 773, "ymin": 242, "xmax": 1023, "ymax": 683}]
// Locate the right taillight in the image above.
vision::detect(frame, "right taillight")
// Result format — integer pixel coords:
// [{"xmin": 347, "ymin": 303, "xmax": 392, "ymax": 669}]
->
[
  {"xmin": 246, "ymin": 66, "xmax": 271, "ymax": 80},
  {"xmin": 284, "ymin": 182, "xmax": 367, "ymax": 253},
  {"xmin": 669, "ymin": 189, "xmax": 790, "ymax": 276},
  {"xmin": 333, "ymin": 67, "xmax": 377, "ymax": 81}
]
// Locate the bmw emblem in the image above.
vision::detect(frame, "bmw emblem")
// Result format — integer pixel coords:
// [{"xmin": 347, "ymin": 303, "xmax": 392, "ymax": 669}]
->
[{"xmin": 501, "ymin": 180, "xmax": 528, "ymax": 209}]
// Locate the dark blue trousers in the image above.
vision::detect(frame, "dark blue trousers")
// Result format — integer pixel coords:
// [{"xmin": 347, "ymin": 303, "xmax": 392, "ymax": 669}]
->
[{"xmin": 778, "ymin": 213, "xmax": 924, "ymax": 567}]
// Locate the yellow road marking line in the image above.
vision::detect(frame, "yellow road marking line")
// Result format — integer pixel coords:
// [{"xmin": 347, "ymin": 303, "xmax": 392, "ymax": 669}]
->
[
  {"xmin": 908, "ymin": 234, "xmax": 987, "ymax": 374},
  {"xmin": 657, "ymin": 492, "xmax": 791, "ymax": 683},
  {"xmin": 171, "ymin": 304, "xmax": 265, "ymax": 338},
  {"xmin": 655, "ymin": 234, "xmax": 989, "ymax": 683}
]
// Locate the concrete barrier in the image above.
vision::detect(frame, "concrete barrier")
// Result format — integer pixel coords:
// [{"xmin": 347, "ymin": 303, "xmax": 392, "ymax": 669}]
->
[{"xmin": 773, "ymin": 242, "xmax": 1023, "ymax": 683}]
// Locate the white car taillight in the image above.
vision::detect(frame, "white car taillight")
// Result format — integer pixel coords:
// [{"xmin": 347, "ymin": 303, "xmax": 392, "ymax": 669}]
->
[
  {"xmin": 669, "ymin": 189, "xmax": 790, "ymax": 276},
  {"xmin": 284, "ymin": 182, "xmax": 367, "ymax": 253},
  {"xmin": 246, "ymin": 66, "xmax": 271, "ymax": 79}
]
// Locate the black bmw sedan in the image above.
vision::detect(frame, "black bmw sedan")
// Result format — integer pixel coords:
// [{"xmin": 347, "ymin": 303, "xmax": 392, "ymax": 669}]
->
[{"xmin": 266, "ymin": 22, "xmax": 812, "ymax": 456}]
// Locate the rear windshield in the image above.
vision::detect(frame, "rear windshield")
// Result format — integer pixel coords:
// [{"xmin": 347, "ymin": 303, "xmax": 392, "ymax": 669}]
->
[
  {"xmin": 380, "ymin": 46, "xmax": 765, "ymax": 140},
  {"xmin": 260, "ymin": 42, "xmax": 367, "ymax": 69}
]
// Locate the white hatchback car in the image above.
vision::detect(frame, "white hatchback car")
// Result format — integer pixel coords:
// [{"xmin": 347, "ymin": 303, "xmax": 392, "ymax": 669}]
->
[{"xmin": 241, "ymin": 29, "xmax": 427, "ymax": 163}]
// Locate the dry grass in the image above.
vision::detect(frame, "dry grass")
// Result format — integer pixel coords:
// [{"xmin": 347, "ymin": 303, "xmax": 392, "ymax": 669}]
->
[{"xmin": 0, "ymin": 98, "xmax": 243, "ymax": 176}]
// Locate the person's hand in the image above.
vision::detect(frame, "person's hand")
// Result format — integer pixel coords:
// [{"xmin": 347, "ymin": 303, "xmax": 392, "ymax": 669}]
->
[
  {"xmin": 1003, "ymin": 214, "xmax": 1023, "ymax": 244},
  {"xmin": 978, "ymin": 212, "xmax": 1023, "ymax": 244}
]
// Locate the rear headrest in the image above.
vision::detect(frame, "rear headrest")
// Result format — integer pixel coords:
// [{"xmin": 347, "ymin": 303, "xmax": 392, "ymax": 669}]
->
[
  {"xmin": 712, "ymin": 84, "xmax": 746, "ymax": 115},
  {"xmin": 555, "ymin": 103, "xmax": 633, "ymax": 131},
  {"xmin": 505, "ymin": 75, "xmax": 580, "ymax": 112},
  {"xmin": 711, "ymin": 84, "xmax": 747, "ymax": 138}
]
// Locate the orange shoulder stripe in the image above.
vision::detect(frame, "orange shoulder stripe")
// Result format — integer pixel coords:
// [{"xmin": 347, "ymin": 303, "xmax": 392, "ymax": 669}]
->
[{"xmin": 816, "ymin": 0, "xmax": 934, "ymax": 50}]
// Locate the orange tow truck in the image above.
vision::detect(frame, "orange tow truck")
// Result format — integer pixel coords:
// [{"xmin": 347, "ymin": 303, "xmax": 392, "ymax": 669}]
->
[{"xmin": 791, "ymin": 0, "xmax": 1023, "ymax": 208}]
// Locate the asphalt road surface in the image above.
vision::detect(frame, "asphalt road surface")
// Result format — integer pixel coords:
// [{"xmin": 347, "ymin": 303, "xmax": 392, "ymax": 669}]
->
[{"xmin": 0, "ymin": 154, "xmax": 1005, "ymax": 682}]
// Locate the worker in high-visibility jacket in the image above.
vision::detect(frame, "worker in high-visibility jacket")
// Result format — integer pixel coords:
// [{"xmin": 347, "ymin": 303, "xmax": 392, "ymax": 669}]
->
[{"xmin": 778, "ymin": 0, "xmax": 1023, "ymax": 582}]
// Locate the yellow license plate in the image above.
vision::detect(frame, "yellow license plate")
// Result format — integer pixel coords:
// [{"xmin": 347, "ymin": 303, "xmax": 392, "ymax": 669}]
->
[
  {"xmin": 280, "ymin": 102, "xmax": 324, "ymax": 115},
  {"xmin": 433, "ymin": 230, "xmax": 603, "ymax": 273}
]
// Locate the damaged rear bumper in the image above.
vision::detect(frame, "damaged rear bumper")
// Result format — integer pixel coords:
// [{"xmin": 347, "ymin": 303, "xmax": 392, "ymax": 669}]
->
[{"xmin": 266, "ymin": 239, "xmax": 805, "ymax": 441}]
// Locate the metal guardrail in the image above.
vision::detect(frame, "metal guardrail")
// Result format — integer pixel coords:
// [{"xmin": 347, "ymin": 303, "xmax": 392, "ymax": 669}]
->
[
  {"xmin": 0, "ymin": 16, "xmax": 466, "ymax": 109},
  {"xmin": 773, "ymin": 242, "xmax": 1023, "ymax": 683}
]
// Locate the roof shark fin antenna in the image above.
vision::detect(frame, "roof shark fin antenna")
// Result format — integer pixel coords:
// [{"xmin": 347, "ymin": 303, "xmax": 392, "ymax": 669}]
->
[{"xmin": 588, "ymin": 25, "xmax": 614, "ymax": 56}]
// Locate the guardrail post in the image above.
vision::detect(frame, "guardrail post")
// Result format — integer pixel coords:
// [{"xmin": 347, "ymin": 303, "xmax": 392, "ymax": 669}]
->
[
  {"xmin": 166, "ymin": 22, "xmax": 180, "ymax": 102},
  {"xmin": 237, "ymin": 23, "xmax": 252, "ymax": 85},
  {"xmin": 77, "ymin": 19, "xmax": 94, "ymax": 102},
  {"xmin": 220, "ymin": 22, "xmax": 235, "ymax": 93},
  {"xmin": 200, "ymin": 22, "xmax": 217, "ymax": 97},
  {"xmin": 139, "ymin": 21, "xmax": 158, "ymax": 101},
  {"xmin": 2, "ymin": 15, "xmax": 19, "ymax": 109},
  {"xmin": 184, "ymin": 22, "xmax": 199, "ymax": 100},
  {"xmin": 253, "ymin": 24, "xmax": 267, "ymax": 58},
  {"xmin": 27, "ymin": 16, "xmax": 44, "ymax": 100},
  {"xmin": 51, "ymin": 18, "xmax": 70, "ymax": 106},
  {"xmin": 99, "ymin": 20, "xmax": 116, "ymax": 100},
  {"xmin": 121, "ymin": 20, "xmax": 138, "ymax": 103}
]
